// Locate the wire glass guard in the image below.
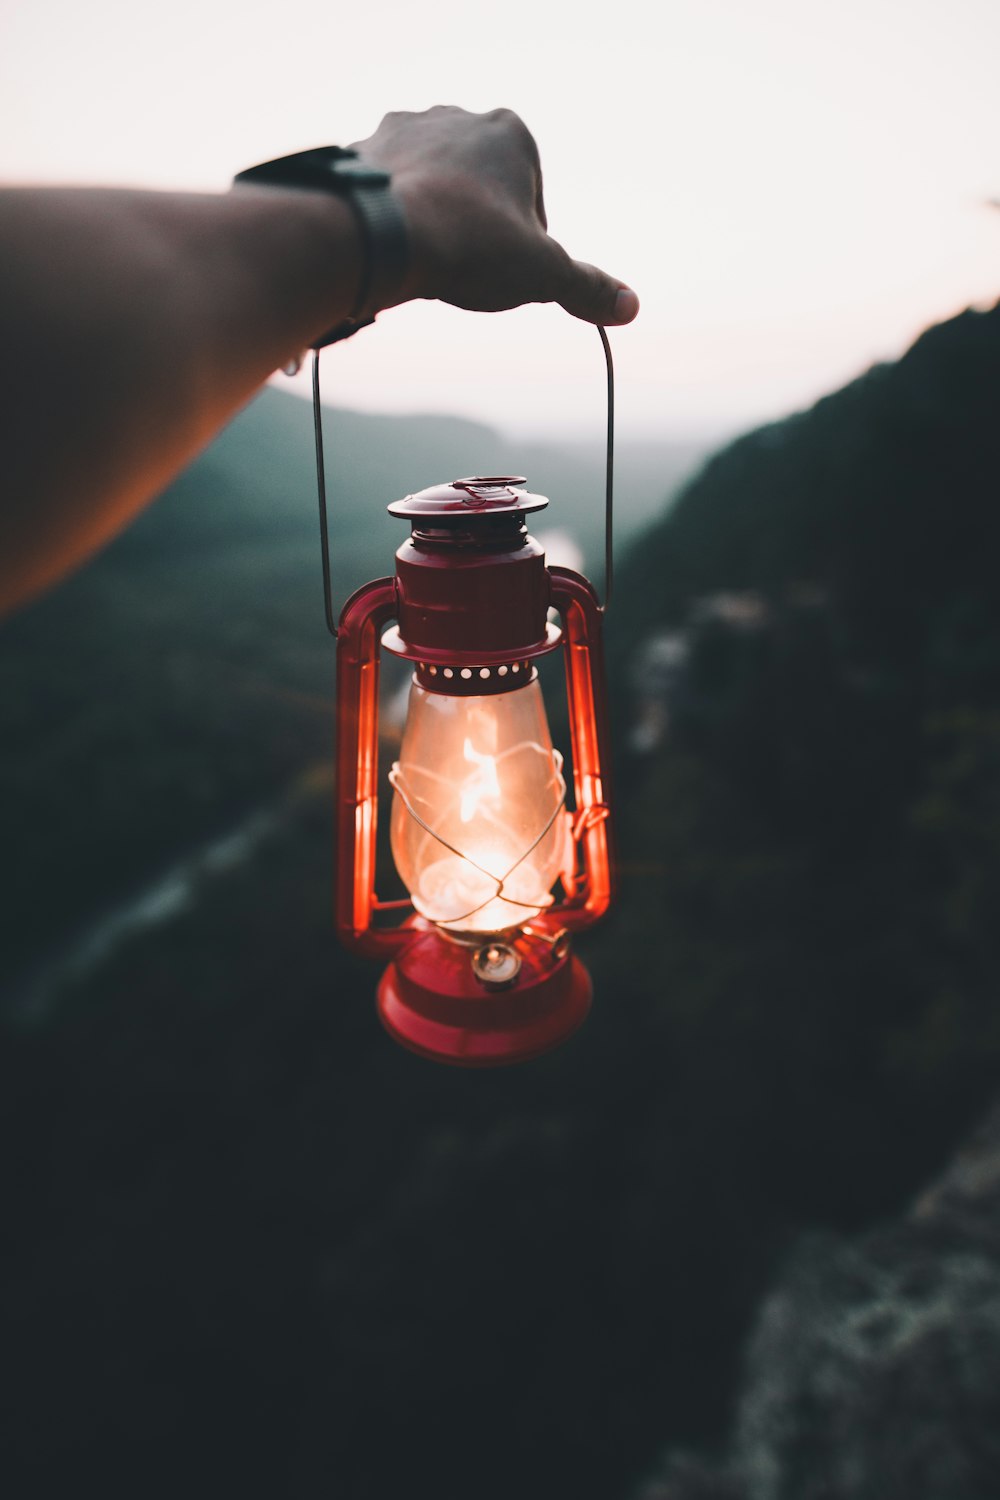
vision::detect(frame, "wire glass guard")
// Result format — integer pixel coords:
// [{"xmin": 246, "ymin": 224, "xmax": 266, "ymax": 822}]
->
[{"xmin": 389, "ymin": 679, "xmax": 569, "ymax": 935}]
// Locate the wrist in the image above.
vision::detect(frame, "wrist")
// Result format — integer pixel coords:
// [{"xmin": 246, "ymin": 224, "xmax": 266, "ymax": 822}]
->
[
  {"xmin": 226, "ymin": 183, "xmax": 364, "ymax": 347},
  {"xmin": 233, "ymin": 148, "xmax": 410, "ymax": 344},
  {"xmin": 380, "ymin": 169, "xmax": 444, "ymax": 306}
]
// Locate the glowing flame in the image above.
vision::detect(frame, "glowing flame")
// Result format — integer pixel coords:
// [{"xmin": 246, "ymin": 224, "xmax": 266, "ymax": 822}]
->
[
  {"xmin": 390, "ymin": 679, "xmax": 567, "ymax": 934},
  {"xmin": 459, "ymin": 737, "xmax": 502, "ymax": 823}
]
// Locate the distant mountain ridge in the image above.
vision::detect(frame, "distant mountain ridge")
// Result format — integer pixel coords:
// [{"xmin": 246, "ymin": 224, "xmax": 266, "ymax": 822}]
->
[
  {"xmin": 118, "ymin": 385, "xmax": 708, "ymax": 582},
  {"xmin": 615, "ymin": 299, "xmax": 1000, "ymax": 664}
]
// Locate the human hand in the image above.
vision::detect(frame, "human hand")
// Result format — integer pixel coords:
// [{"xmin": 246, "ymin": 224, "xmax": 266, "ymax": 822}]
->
[{"xmin": 351, "ymin": 106, "xmax": 639, "ymax": 327}]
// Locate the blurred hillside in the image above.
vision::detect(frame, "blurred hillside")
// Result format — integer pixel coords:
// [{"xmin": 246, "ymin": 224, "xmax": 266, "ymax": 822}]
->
[
  {"xmin": 2, "ymin": 304, "xmax": 1000, "ymax": 1500},
  {"xmin": 616, "ymin": 301, "xmax": 1000, "ymax": 656},
  {"xmin": 0, "ymin": 389, "xmax": 703, "ymax": 996},
  {"xmin": 645, "ymin": 1095, "xmax": 1000, "ymax": 1500},
  {"xmin": 608, "ymin": 300, "xmax": 1000, "ymax": 1493}
]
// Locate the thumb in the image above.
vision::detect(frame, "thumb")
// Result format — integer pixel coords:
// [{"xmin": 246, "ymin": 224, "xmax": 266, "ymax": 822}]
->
[{"xmin": 554, "ymin": 252, "xmax": 640, "ymax": 326}]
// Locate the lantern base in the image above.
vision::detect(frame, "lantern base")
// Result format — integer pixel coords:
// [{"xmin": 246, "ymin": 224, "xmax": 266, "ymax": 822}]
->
[{"xmin": 376, "ymin": 920, "xmax": 591, "ymax": 1067}]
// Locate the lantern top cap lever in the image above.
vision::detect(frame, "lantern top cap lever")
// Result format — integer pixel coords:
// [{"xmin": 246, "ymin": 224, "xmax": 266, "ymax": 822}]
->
[
  {"xmin": 387, "ymin": 476, "xmax": 548, "ymax": 520},
  {"xmin": 453, "ymin": 477, "xmax": 523, "ymax": 507}
]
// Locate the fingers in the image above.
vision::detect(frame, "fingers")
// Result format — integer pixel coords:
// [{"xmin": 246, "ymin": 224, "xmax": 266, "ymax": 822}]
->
[
  {"xmin": 350, "ymin": 105, "xmax": 639, "ymax": 328},
  {"xmin": 552, "ymin": 251, "xmax": 640, "ymax": 327}
]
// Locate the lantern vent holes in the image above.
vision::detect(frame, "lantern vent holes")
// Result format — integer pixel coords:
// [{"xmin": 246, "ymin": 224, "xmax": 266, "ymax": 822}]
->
[{"xmin": 411, "ymin": 660, "xmax": 534, "ymax": 695}]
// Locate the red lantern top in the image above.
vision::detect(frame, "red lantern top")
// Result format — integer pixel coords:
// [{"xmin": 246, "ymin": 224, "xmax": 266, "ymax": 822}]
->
[{"xmin": 381, "ymin": 475, "xmax": 562, "ymax": 695}]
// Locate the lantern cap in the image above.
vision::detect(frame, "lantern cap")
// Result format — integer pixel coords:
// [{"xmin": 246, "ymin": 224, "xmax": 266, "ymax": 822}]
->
[{"xmin": 387, "ymin": 476, "xmax": 549, "ymax": 520}]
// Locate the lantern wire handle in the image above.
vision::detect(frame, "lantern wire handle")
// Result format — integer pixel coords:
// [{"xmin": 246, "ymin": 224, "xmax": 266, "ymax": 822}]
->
[
  {"xmin": 312, "ymin": 350, "xmax": 339, "ymax": 638},
  {"xmin": 597, "ymin": 323, "xmax": 614, "ymax": 614},
  {"xmin": 310, "ymin": 323, "xmax": 615, "ymax": 636}
]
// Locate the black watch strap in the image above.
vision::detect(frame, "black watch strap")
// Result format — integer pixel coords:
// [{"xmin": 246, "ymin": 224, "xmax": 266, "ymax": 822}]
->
[{"xmin": 234, "ymin": 146, "xmax": 409, "ymax": 347}]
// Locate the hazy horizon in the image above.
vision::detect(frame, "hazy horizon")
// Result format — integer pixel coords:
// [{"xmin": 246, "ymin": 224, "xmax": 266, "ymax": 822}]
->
[{"xmin": 3, "ymin": 0, "xmax": 997, "ymax": 438}]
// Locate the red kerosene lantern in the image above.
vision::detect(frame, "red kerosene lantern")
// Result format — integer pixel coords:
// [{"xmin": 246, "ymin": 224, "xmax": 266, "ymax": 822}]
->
[{"xmin": 313, "ymin": 335, "xmax": 616, "ymax": 1066}]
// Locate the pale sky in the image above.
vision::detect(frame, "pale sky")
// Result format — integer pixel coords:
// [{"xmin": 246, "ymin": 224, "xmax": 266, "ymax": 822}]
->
[{"xmin": 2, "ymin": 0, "xmax": 997, "ymax": 439}]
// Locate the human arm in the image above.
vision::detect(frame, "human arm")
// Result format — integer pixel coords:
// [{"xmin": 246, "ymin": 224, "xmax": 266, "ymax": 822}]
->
[{"xmin": 0, "ymin": 106, "xmax": 638, "ymax": 616}]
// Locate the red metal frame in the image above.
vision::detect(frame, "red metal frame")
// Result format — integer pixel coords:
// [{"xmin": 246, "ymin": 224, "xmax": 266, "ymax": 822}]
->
[
  {"xmin": 548, "ymin": 566, "xmax": 615, "ymax": 929},
  {"xmin": 334, "ymin": 576, "xmax": 408, "ymax": 960}
]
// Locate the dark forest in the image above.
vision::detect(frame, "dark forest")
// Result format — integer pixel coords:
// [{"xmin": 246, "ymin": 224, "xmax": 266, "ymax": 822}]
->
[{"xmin": 2, "ymin": 302, "xmax": 999, "ymax": 1499}]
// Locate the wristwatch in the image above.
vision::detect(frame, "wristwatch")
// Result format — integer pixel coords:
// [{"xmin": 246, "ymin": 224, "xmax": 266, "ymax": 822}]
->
[{"xmin": 234, "ymin": 146, "xmax": 410, "ymax": 346}]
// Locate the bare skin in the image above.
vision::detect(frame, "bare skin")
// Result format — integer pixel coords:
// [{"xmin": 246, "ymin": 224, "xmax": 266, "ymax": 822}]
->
[{"xmin": 0, "ymin": 106, "xmax": 638, "ymax": 616}]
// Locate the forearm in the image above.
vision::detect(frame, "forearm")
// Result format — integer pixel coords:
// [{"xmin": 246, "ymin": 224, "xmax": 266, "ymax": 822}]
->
[
  {"xmin": 0, "ymin": 108, "xmax": 638, "ymax": 617},
  {"xmin": 0, "ymin": 183, "xmax": 361, "ymax": 613}
]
